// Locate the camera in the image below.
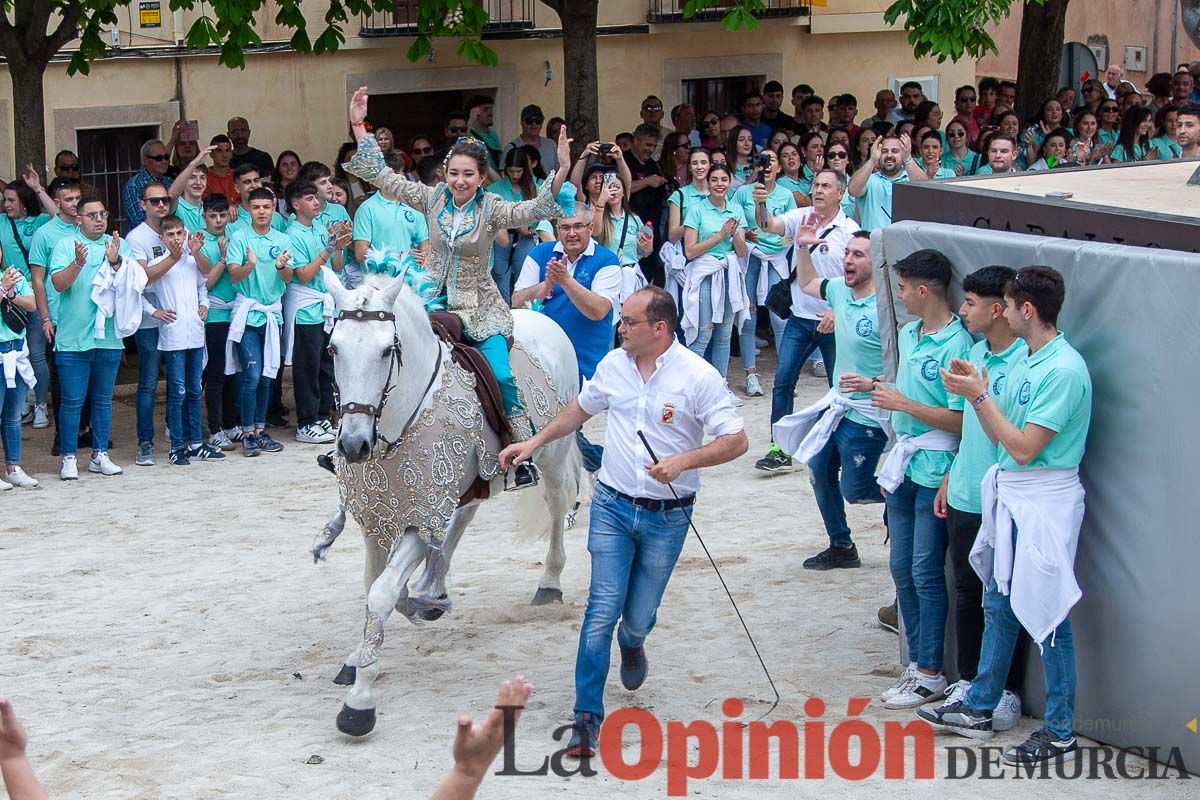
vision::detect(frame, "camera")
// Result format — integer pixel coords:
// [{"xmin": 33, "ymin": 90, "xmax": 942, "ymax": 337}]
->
[
  {"xmin": 755, "ymin": 152, "xmax": 773, "ymax": 186},
  {"xmin": 598, "ymin": 143, "xmax": 614, "ymax": 157}
]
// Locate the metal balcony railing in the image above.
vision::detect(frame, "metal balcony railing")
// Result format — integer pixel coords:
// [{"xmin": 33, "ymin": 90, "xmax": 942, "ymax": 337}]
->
[
  {"xmin": 647, "ymin": 0, "xmax": 811, "ymax": 23},
  {"xmin": 360, "ymin": 0, "xmax": 535, "ymax": 37}
]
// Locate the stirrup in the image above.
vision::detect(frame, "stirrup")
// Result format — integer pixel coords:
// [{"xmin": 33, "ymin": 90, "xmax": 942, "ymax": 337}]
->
[{"xmin": 505, "ymin": 461, "xmax": 541, "ymax": 492}]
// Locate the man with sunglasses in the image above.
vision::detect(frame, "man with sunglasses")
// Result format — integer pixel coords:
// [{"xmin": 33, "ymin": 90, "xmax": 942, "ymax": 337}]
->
[
  {"xmin": 53, "ymin": 151, "xmax": 99, "ymax": 198},
  {"xmin": 443, "ymin": 112, "xmax": 470, "ymax": 148},
  {"xmin": 502, "ymin": 104, "xmax": 558, "ymax": 175},
  {"xmin": 951, "ymin": 85, "xmax": 982, "ymax": 145},
  {"xmin": 121, "ymin": 139, "xmax": 173, "ymax": 233},
  {"xmin": 639, "ymin": 96, "xmax": 667, "ymax": 159}
]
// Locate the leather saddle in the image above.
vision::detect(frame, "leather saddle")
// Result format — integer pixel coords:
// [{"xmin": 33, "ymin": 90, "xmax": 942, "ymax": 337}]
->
[{"xmin": 428, "ymin": 312, "xmax": 515, "ymax": 507}]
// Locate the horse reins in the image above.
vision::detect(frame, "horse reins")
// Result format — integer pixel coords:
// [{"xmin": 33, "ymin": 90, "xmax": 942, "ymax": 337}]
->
[{"xmin": 330, "ymin": 308, "xmax": 441, "ymax": 454}]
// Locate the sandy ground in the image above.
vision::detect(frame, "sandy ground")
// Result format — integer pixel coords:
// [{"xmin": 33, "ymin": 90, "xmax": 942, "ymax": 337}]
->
[{"xmin": 3, "ymin": 360, "xmax": 1192, "ymax": 799}]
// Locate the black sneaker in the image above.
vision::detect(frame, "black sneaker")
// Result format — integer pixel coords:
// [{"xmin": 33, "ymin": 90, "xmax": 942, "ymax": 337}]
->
[
  {"xmin": 620, "ymin": 646, "xmax": 648, "ymax": 691},
  {"xmin": 242, "ymin": 434, "xmax": 261, "ymax": 458},
  {"xmin": 257, "ymin": 432, "xmax": 284, "ymax": 453},
  {"xmin": 189, "ymin": 442, "xmax": 226, "ymax": 461},
  {"xmin": 803, "ymin": 544, "xmax": 861, "ymax": 570},
  {"xmin": 1003, "ymin": 727, "xmax": 1078, "ymax": 766},
  {"xmin": 754, "ymin": 444, "xmax": 793, "ymax": 473},
  {"xmin": 168, "ymin": 448, "xmax": 191, "ymax": 466},
  {"xmin": 266, "ymin": 411, "xmax": 290, "ymax": 429},
  {"xmin": 917, "ymin": 701, "xmax": 995, "ymax": 740},
  {"xmin": 877, "ymin": 599, "xmax": 899, "ymax": 633}
]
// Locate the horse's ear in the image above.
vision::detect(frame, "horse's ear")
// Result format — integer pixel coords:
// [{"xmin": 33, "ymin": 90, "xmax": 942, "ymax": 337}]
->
[
  {"xmin": 377, "ymin": 274, "xmax": 407, "ymax": 310},
  {"xmin": 324, "ymin": 267, "xmax": 352, "ymax": 308}
]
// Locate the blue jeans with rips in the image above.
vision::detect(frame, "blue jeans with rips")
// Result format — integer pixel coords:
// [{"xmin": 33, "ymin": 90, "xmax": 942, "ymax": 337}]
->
[
  {"xmin": 56, "ymin": 348, "xmax": 123, "ymax": 458},
  {"xmin": 885, "ymin": 476, "xmax": 949, "ymax": 672},
  {"xmin": 808, "ymin": 417, "xmax": 887, "ymax": 547},
  {"xmin": 235, "ymin": 325, "xmax": 271, "ymax": 431},
  {"xmin": 162, "ymin": 347, "xmax": 204, "ymax": 451},
  {"xmin": 739, "ymin": 254, "xmax": 788, "ymax": 372},
  {"xmin": 574, "ymin": 483, "xmax": 690, "ymax": 719},
  {"xmin": 134, "ymin": 326, "xmax": 162, "ymax": 445},
  {"xmin": 965, "ymin": 528, "xmax": 1077, "ymax": 739},
  {"xmin": 686, "ymin": 274, "xmax": 734, "ymax": 379}
]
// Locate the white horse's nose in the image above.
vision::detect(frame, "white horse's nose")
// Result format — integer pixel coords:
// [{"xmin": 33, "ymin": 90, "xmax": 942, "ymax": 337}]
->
[{"xmin": 338, "ymin": 430, "xmax": 372, "ymax": 463}]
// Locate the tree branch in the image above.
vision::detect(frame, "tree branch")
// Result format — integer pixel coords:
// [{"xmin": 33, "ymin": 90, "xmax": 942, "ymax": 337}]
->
[{"xmin": 45, "ymin": 1, "xmax": 82, "ymax": 58}]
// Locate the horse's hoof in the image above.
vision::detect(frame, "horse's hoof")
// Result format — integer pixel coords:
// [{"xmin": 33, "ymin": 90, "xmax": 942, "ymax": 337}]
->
[
  {"xmin": 336, "ymin": 704, "xmax": 376, "ymax": 737},
  {"xmin": 333, "ymin": 664, "xmax": 357, "ymax": 685},
  {"xmin": 418, "ymin": 608, "xmax": 446, "ymax": 621},
  {"xmin": 531, "ymin": 587, "xmax": 563, "ymax": 606}
]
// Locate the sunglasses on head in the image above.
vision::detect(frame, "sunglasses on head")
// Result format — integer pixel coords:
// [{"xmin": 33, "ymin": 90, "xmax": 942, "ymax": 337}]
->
[
  {"xmin": 147, "ymin": 154, "xmax": 170, "ymax": 162},
  {"xmin": 59, "ymin": 163, "xmax": 81, "ymax": 172}
]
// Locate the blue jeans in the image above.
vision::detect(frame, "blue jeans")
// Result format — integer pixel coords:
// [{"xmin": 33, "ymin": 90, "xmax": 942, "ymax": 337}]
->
[
  {"xmin": 163, "ymin": 347, "xmax": 204, "ymax": 451},
  {"xmin": 574, "ymin": 483, "xmax": 690, "ymax": 719},
  {"xmin": 0, "ymin": 341, "xmax": 29, "ymax": 464},
  {"xmin": 491, "ymin": 233, "xmax": 537, "ymax": 305},
  {"xmin": 134, "ymin": 327, "xmax": 162, "ymax": 445},
  {"xmin": 885, "ymin": 476, "xmax": 949, "ymax": 672},
  {"xmin": 740, "ymin": 255, "xmax": 788, "ymax": 372},
  {"xmin": 686, "ymin": 274, "xmax": 734, "ymax": 379},
  {"xmin": 966, "ymin": 531, "xmax": 1076, "ymax": 739},
  {"xmin": 56, "ymin": 348, "xmax": 123, "ymax": 457},
  {"xmin": 235, "ymin": 325, "xmax": 271, "ymax": 431},
  {"xmin": 576, "ymin": 430, "xmax": 603, "ymax": 474},
  {"xmin": 24, "ymin": 309, "xmax": 50, "ymax": 405},
  {"xmin": 770, "ymin": 315, "xmax": 835, "ymax": 425},
  {"xmin": 808, "ymin": 417, "xmax": 887, "ymax": 547}
]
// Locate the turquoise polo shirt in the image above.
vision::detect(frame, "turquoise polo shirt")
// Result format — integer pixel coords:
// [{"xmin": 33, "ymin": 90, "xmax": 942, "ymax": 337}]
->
[
  {"xmin": 0, "ymin": 213, "xmax": 50, "ymax": 280},
  {"xmin": 285, "ymin": 219, "xmax": 336, "ymax": 326},
  {"xmin": 27, "ymin": 215, "xmax": 76, "ymax": 323},
  {"xmin": 941, "ymin": 151, "xmax": 983, "ymax": 176},
  {"xmin": 226, "ymin": 226, "xmax": 291, "ymax": 328},
  {"xmin": 0, "ymin": 275, "xmax": 33, "ymax": 342},
  {"xmin": 732, "ymin": 183, "xmax": 796, "ymax": 256},
  {"xmin": 48, "ymin": 232, "xmax": 134, "ymax": 352},
  {"xmin": 175, "ymin": 196, "xmax": 205, "ymax": 233},
  {"xmin": 930, "ymin": 167, "xmax": 958, "ymax": 180},
  {"xmin": 682, "ymin": 197, "xmax": 747, "ymax": 260},
  {"xmin": 352, "ymin": 194, "xmax": 430, "ymax": 271},
  {"xmin": 997, "ymin": 334, "xmax": 1092, "ymax": 472},
  {"xmin": 226, "ymin": 209, "xmax": 287, "ymax": 237},
  {"xmin": 947, "ymin": 336, "xmax": 1027, "ymax": 513},
  {"xmin": 823, "ymin": 278, "xmax": 883, "ymax": 428},
  {"xmin": 668, "ymin": 183, "xmax": 708, "ymax": 212},
  {"xmin": 858, "ymin": 171, "xmax": 908, "ymax": 232},
  {"xmin": 893, "ymin": 316, "xmax": 973, "ymax": 488},
  {"xmin": 775, "ymin": 175, "xmax": 804, "ymax": 198},
  {"xmin": 598, "ymin": 210, "xmax": 645, "ymax": 266},
  {"xmin": 199, "ymin": 231, "xmax": 235, "ymax": 325}
]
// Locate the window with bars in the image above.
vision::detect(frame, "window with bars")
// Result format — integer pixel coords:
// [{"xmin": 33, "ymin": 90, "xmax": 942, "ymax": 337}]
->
[
  {"xmin": 682, "ymin": 76, "xmax": 764, "ymax": 119},
  {"xmin": 76, "ymin": 125, "xmax": 160, "ymax": 233}
]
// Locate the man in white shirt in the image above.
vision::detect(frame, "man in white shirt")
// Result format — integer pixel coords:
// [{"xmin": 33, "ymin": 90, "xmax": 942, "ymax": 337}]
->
[
  {"xmin": 499, "ymin": 286, "xmax": 747, "ymax": 760},
  {"xmin": 149, "ymin": 215, "xmax": 224, "ymax": 465}
]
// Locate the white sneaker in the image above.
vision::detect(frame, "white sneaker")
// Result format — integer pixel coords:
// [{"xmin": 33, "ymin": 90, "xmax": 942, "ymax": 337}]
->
[
  {"xmin": 725, "ymin": 387, "xmax": 744, "ymax": 408},
  {"xmin": 317, "ymin": 419, "xmax": 334, "ymax": 433},
  {"xmin": 6, "ymin": 467, "xmax": 39, "ymax": 488},
  {"xmin": 754, "ymin": 336, "xmax": 768, "ymax": 348},
  {"xmin": 745, "ymin": 372, "xmax": 764, "ymax": 397},
  {"xmin": 813, "ymin": 360, "xmax": 827, "ymax": 378},
  {"xmin": 993, "ymin": 690, "xmax": 1022, "ymax": 731},
  {"xmin": 89, "ymin": 451, "xmax": 123, "ymax": 476},
  {"xmin": 885, "ymin": 671, "xmax": 948, "ymax": 709},
  {"xmin": 60, "ymin": 455, "xmax": 79, "ymax": 481},
  {"xmin": 209, "ymin": 430, "xmax": 235, "ymax": 451},
  {"xmin": 880, "ymin": 662, "xmax": 918, "ymax": 702},
  {"xmin": 224, "ymin": 427, "xmax": 244, "ymax": 443},
  {"xmin": 0, "ymin": 478, "xmax": 10, "ymax": 490},
  {"xmin": 943, "ymin": 679, "xmax": 971, "ymax": 706},
  {"xmin": 32, "ymin": 403, "xmax": 49, "ymax": 428},
  {"xmin": 296, "ymin": 423, "xmax": 336, "ymax": 444}
]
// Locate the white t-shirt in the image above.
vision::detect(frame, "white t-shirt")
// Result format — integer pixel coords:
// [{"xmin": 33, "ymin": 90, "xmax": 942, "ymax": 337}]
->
[
  {"xmin": 126, "ymin": 222, "xmax": 165, "ymax": 330},
  {"xmin": 577, "ymin": 340, "xmax": 744, "ymax": 499},
  {"xmin": 149, "ymin": 246, "xmax": 208, "ymax": 351},
  {"xmin": 514, "ymin": 239, "xmax": 623, "ymax": 317},
  {"xmin": 779, "ymin": 207, "xmax": 860, "ymax": 321}
]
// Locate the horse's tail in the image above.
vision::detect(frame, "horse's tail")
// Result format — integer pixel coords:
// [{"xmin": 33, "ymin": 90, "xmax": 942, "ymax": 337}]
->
[{"xmin": 513, "ymin": 432, "xmax": 583, "ymax": 543}]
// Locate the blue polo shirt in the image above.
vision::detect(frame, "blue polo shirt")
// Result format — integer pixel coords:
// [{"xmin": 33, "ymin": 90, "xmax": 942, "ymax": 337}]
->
[
  {"xmin": 893, "ymin": 316, "xmax": 973, "ymax": 488},
  {"xmin": 858, "ymin": 171, "xmax": 908, "ymax": 232},
  {"xmin": 823, "ymin": 278, "xmax": 883, "ymax": 429},
  {"xmin": 526, "ymin": 239, "xmax": 619, "ymax": 380},
  {"xmin": 947, "ymin": 336, "xmax": 1027, "ymax": 513},
  {"xmin": 996, "ymin": 334, "xmax": 1091, "ymax": 472}
]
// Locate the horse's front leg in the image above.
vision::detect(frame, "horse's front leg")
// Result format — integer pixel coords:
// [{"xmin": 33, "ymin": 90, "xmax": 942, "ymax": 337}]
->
[
  {"xmin": 402, "ymin": 506, "xmax": 479, "ymax": 621},
  {"xmin": 336, "ymin": 530, "xmax": 427, "ymax": 737},
  {"xmin": 333, "ymin": 527, "xmax": 390, "ymax": 686},
  {"xmin": 532, "ymin": 439, "xmax": 575, "ymax": 606}
]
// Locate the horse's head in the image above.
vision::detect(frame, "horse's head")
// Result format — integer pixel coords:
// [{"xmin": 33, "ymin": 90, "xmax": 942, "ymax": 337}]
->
[{"xmin": 326, "ymin": 271, "xmax": 417, "ymax": 463}]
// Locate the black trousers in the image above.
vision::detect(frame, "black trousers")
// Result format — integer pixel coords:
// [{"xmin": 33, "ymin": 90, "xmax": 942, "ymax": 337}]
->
[
  {"xmin": 203, "ymin": 321, "xmax": 237, "ymax": 435},
  {"xmin": 291, "ymin": 323, "xmax": 334, "ymax": 427},
  {"xmin": 947, "ymin": 505, "xmax": 1026, "ymax": 688}
]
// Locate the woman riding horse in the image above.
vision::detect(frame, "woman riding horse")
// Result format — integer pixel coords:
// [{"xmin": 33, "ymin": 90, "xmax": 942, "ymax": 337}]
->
[{"xmin": 344, "ymin": 87, "xmax": 572, "ymax": 488}]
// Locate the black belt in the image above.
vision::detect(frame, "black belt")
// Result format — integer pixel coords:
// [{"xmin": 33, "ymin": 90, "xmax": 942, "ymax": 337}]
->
[{"xmin": 599, "ymin": 482, "xmax": 695, "ymax": 512}]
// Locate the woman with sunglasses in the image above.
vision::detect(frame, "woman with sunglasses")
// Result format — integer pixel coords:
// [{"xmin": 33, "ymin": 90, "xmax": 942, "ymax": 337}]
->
[
  {"xmin": 726, "ymin": 125, "xmax": 758, "ymax": 190},
  {"xmin": 913, "ymin": 101, "xmax": 948, "ymax": 149},
  {"xmin": 405, "ymin": 135, "xmax": 436, "ymax": 181},
  {"xmin": 1080, "ymin": 78, "xmax": 1107, "ymax": 115},
  {"xmin": 821, "ymin": 143, "xmax": 858, "ymax": 219},
  {"xmin": 1150, "ymin": 104, "xmax": 1183, "ymax": 159},
  {"xmin": 699, "ymin": 113, "xmax": 723, "ymax": 150},
  {"xmin": 1096, "ymin": 100, "xmax": 1122, "ymax": 148},
  {"xmin": 731, "ymin": 149, "xmax": 795, "ymax": 397},
  {"xmin": 941, "ymin": 119, "xmax": 982, "ymax": 176},
  {"xmin": 681, "ymin": 163, "xmax": 748, "ymax": 404},
  {"xmin": 660, "ymin": 132, "xmax": 692, "ymax": 187},
  {"xmin": 1110, "ymin": 106, "xmax": 1159, "ymax": 163}
]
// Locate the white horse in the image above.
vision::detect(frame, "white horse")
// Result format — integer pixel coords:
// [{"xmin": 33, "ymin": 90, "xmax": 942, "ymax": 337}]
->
[{"xmin": 320, "ymin": 271, "xmax": 581, "ymax": 737}]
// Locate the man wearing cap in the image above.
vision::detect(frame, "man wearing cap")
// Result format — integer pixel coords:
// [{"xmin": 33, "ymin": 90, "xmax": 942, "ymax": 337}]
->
[{"xmin": 502, "ymin": 104, "xmax": 559, "ymax": 175}]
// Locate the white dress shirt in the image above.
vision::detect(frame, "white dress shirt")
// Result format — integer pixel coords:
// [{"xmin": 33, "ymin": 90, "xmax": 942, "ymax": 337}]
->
[
  {"xmin": 577, "ymin": 339, "xmax": 744, "ymax": 499},
  {"xmin": 779, "ymin": 207, "xmax": 860, "ymax": 320}
]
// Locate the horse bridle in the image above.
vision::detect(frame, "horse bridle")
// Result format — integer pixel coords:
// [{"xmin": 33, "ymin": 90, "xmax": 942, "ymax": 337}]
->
[{"xmin": 329, "ymin": 308, "xmax": 440, "ymax": 453}]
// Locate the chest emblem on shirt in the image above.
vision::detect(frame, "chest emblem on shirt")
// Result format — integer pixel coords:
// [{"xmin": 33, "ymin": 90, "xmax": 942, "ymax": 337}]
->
[
  {"xmin": 991, "ymin": 373, "xmax": 1006, "ymax": 396},
  {"xmin": 855, "ymin": 316, "xmax": 874, "ymax": 338},
  {"xmin": 818, "ymin": 244, "xmax": 829, "ymax": 254},
  {"xmin": 661, "ymin": 402, "xmax": 676, "ymax": 425},
  {"xmin": 152, "ymin": 245, "xmax": 165, "ymax": 257},
  {"xmin": 1017, "ymin": 379, "xmax": 1032, "ymax": 405},
  {"xmin": 268, "ymin": 245, "xmax": 282, "ymax": 258},
  {"xmin": 920, "ymin": 357, "xmax": 940, "ymax": 381}
]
